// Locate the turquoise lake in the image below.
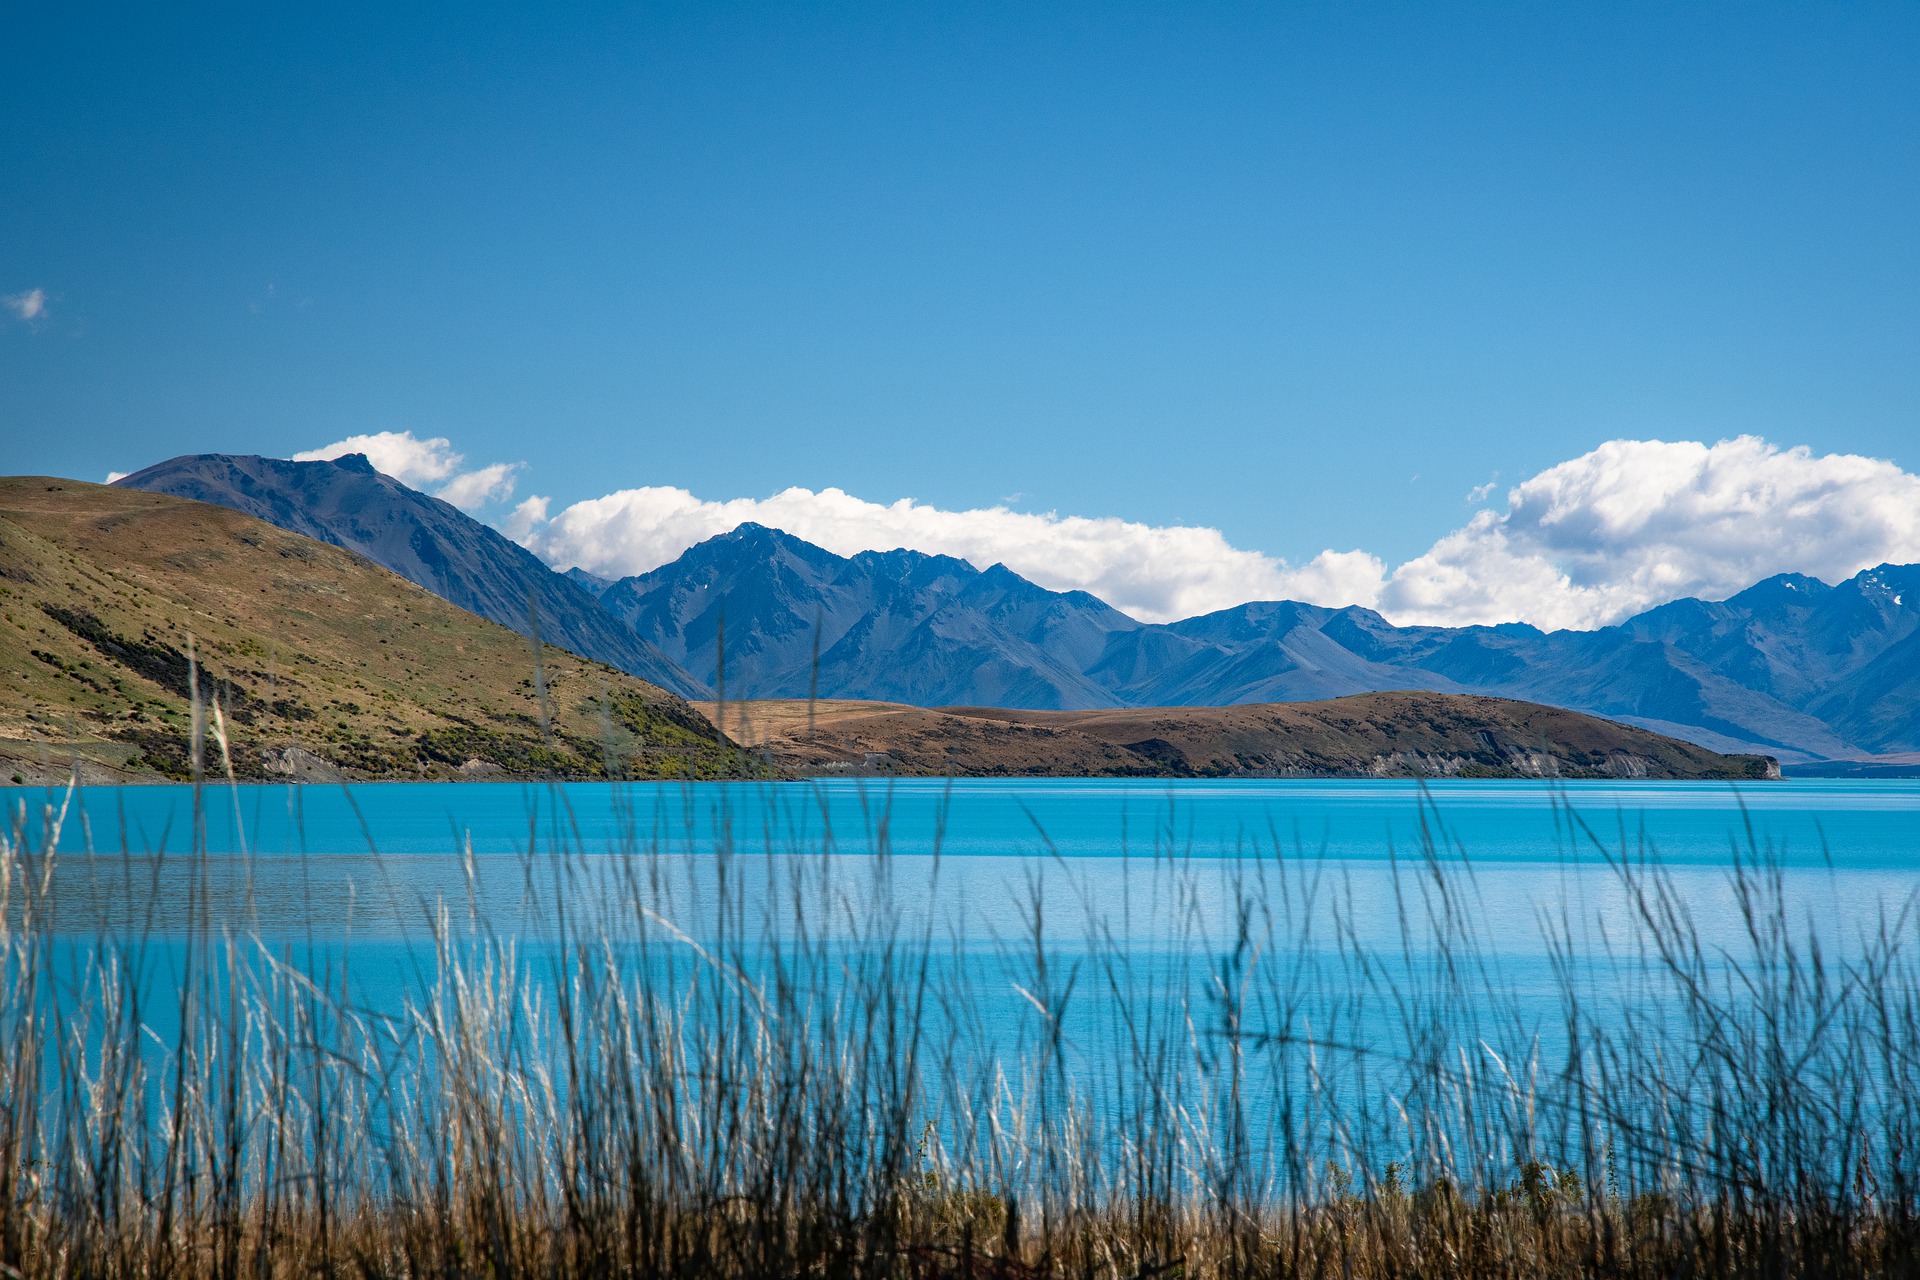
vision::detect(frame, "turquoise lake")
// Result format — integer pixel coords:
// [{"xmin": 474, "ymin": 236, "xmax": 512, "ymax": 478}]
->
[
  {"xmin": 25, "ymin": 775, "xmax": 1920, "ymax": 863},
  {"xmin": 11, "ymin": 777, "xmax": 1918, "ymax": 953},
  {"xmin": 10, "ymin": 776, "xmax": 1920, "ymax": 1145}
]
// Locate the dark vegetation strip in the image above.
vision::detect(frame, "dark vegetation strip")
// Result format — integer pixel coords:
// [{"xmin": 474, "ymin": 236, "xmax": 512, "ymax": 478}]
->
[{"xmin": 40, "ymin": 603, "xmax": 196, "ymax": 701}]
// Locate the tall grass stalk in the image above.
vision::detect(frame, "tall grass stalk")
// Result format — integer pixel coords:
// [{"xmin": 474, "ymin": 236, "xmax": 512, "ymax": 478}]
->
[{"xmin": 3, "ymin": 756, "xmax": 1918, "ymax": 1278}]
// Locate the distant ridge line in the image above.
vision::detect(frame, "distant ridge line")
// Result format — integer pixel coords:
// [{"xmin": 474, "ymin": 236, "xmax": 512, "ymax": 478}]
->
[{"xmin": 115, "ymin": 453, "xmax": 1920, "ymax": 764}]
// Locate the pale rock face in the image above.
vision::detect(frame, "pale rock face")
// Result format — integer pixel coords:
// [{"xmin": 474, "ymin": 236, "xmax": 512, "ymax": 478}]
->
[{"xmin": 260, "ymin": 745, "xmax": 343, "ymax": 784}]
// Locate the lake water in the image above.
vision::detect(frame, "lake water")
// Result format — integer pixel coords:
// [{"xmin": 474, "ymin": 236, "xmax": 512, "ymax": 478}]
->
[
  {"xmin": 11, "ymin": 775, "xmax": 1917, "ymax": 952},
  {"xmin": 26, "ymin": 774, "xmax": 1920, "ymax": 861},
  {"xmin": 9, "ymin": 776, "xmax": 1919, "ymax": 1181}
]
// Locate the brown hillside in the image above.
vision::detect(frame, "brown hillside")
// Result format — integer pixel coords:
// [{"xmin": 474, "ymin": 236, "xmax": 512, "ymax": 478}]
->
[
  {"xmin": 701, "ymin": 693, "xmax": 1779, "ymax": 780},
  {"xmin": 0, "ymin": 478, "xmax": 745, "ymax": 784}
]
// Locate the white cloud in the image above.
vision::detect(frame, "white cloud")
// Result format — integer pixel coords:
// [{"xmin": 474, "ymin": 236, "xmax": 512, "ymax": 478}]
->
[
  {"xmin": 515, "ymin": 435, "xmax": 1920, "ymax": 630},
  {"xmin": 521, "ymin": 485, "xmax": 1382, "ymax": 624},
  {"xmin": 1377, "ymin": 436, "xmax": 1920, "ymax": 629},
  {"xmin": 292, "ymin": 429, "xmax": 521, "ymax": 512},
  {"xmin": 3, "ymin": 288, "xmax": 46, "ymax": 322},
  {"xmin": 294, "ymin": 430, "xmax": 464, "ymax": 486},
  {"xmin": 501, "ymin": 495, "xmax": 550, "ymax": 541},
  {"xmin": 434, "ymin": 461, "xmax": 522, "ymax": 511},
  {"xmin": 105, "ymin": 471, "xmax": 129, "ymax": 484}
]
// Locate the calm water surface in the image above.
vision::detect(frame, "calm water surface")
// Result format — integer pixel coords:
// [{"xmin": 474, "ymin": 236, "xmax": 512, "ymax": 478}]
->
[
  {"xmin": 9, "ymin": 777, "xmax": 1919, "ymax": 1136},
  {"xmin": 25, "ymin": 776, "xmax": 1920, "ymax": 864},
  {"xmin": 8, "ymin": 777, "xmax": 1915, "ymax": 949}
]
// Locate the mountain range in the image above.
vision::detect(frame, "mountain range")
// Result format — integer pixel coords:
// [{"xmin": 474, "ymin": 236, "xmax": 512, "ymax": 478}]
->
[
  {"xmin": 120, "ymin": 455, "xmax": 1920, "ymax": 765},
  {"xmin": 1, "ymin": 477, "xmax": 1772, "ymax": 786},
  {"xmin": 592, "ymin": 523, "xmax": 1919, "ymax": 763}
]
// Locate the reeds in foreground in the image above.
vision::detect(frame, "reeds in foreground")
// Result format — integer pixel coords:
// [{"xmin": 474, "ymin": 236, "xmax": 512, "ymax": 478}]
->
[{"xmin": 2, "ymin": 770, "xmax": 1918, "ymax": 1280}]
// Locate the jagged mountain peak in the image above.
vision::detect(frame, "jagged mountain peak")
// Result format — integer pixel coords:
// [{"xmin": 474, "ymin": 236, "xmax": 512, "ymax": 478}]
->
[
  {"xmin": 596, "ymin": 524, "xmax": 1130, "ymax": 706},
  {"xmin": 847, "ymin": 544, "xmax": 977, "ymax": 576},
  {"xmin": 672, "ymin": 522, "xmax": 834, "ymax": 566},
  {"xmin": 563, "ymin": 565, "xmax": 614, "ymax": 597},
  {"xmin": 1168, "ymin": 598, "xmax": 1336, "ymax": 647},
  {"xmin": 711, "ymin": 520, "xmax": 814, "ymax": 550},
  {"xmin": 1725, "ymin": 572, "xmax": 1834, "ymax": 612},
  {"xmin": 1848, "ymin": 563, "xmax": 1920, "ymax": 603}
]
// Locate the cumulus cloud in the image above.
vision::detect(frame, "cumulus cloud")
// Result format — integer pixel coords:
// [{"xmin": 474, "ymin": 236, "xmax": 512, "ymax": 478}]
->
[
  {"xmin": 522, "ymin": 485, "xmax": 1383, "ymax": 624},
  {"xmin": 500, "ymin": 495, "xmax": 550, "ymax": 542},
  {"xmin": 292, "ymin": 430, "xmax": 521, "ymax": 512},
  {"xmin": 294, "ymin": 430, "xmax": 464, "ymax": 486},
  {"xmin": 514, "ymin": 435, "xmax": 1920, "ymax": 630},
  {"xmin": 105, "ymin": 471, "xmax": 130, "ymax": 484},
  {"xmin": 435, "ymin": 461, "xmax": 523, "ymax": 511},
  {"xmin": 3, "ymin": 288, "xmax": 46, "ymax": 322},
  {"xmin": 1377, "ymin": 436, "xmax": 1920, "ymax": 629}
]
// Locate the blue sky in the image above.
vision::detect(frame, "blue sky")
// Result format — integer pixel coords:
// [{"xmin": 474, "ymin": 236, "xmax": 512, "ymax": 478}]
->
[{"xmin": 5, "ymin": 3, "xmax": 1920, "ymax": 624}]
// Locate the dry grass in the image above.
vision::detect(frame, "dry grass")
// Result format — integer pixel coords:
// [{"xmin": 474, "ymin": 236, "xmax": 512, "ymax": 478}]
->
[
  {"xmin": 0, "ymin": 478, "xmax": 740, "ymax": 783},
  {"xmin": 2, "ymin": 735, "xmax": 1918, "ymax": 1278}
]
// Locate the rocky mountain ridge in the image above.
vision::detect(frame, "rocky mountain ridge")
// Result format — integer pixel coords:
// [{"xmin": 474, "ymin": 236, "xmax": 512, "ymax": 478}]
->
[
  {"xmin": 607, "ymin": 528, "xmax": 1918, "ymax": 763},
  {"xmin": 113, "ymin": 453, "xmax": 1919, "ymax": 764}
]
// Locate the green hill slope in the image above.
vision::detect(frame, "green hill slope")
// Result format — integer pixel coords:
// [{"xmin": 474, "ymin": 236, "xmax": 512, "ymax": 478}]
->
[{"xmin": 0, "ymin": 478, "xmax": 742, "ymax": 784}]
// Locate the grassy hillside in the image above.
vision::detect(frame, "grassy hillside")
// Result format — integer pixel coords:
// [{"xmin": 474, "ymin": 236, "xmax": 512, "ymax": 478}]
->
[
  {"xmin": 0, "ymin": 478, "xmax": 745, "ymax": 784},
  {"xmin": 702, "ymin": 692, "xmax": 1780, "ymax": 779}
]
